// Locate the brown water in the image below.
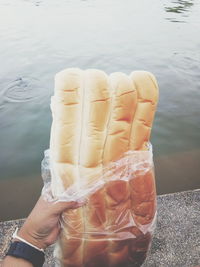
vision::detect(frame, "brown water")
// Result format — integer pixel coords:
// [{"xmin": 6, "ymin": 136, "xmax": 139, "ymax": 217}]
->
[{"xmin": 0, "ymin": 0, "xmax": 200, "ymax": 221}]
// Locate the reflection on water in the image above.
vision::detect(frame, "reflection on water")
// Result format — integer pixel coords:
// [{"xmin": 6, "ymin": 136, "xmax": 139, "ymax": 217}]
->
[
  {"xmin": 0, "ymin": 0, "xmax": 200, "ymax": 220},
  {"xmin": 164, "ymin": 0, "xmax": 194, "ymax": 22},
  {"xmin": 165, "ymin": 0, "xmax": 193, "ymax": 13}
]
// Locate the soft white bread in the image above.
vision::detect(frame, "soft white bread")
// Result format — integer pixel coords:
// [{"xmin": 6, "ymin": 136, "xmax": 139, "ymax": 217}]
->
[
  {"xmin": 103, "ymin": 72, "xmax": 137, "ymax": 163},
  {"xmin": 50, "ymin": 69, "xmax": 159, "ymax": 267},
  {"xmin": 79, "ymin": 70, "xmax": 111, "ymax": 266},
  {"xmin": 103, "ymin": 73, "xmax": 137, "ymax": 266},
  {"xmin": 129, "ymin": 71, "xmax": 159, "ymax": 150},
  {"xmin": 129, "ymin": 71, "xmax": 158, "ymax": 225},
  {"xmin": 128, "ymin": 71, "xmax": 158, "ymax": 264},
  {"xmin": 50, "ymin": 68, "xmax": 84, "ymax": 266}
]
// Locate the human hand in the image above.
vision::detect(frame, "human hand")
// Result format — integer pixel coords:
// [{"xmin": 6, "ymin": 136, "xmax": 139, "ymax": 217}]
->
[{"xmin": 15, "ymin": 196, "xmax": 81, "ymax": 250}]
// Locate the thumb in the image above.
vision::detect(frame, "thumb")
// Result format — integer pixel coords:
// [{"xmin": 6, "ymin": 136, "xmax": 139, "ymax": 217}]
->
[{"xmin": 52, "ymin": 201, "xmax": 82, "ymax": 215}]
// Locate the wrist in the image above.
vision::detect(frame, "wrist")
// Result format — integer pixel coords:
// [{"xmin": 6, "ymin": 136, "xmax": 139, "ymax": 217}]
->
[
  {"xmin": 14, "ymin": 227, "xmax": 46, "ymax": 250},
  {"xmin": 6, "ymin": 241, "xmax": 45, "ymax": 267}
]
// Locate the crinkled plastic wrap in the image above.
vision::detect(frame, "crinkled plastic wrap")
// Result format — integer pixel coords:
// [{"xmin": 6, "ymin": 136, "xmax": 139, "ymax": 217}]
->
[{"xmin": 41, "ymin": 144, "xmax": 157, "ymax": 267}]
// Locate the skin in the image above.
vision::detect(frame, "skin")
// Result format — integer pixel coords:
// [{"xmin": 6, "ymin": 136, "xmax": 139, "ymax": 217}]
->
[{"xmin": 2, "ymin": 196, "xmax": 82, "ymax": 267}]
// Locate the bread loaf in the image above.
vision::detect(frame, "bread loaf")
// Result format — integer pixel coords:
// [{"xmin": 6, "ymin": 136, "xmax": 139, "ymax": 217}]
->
[
  {"xmin": 49, "ymin": 69, "xmax": 159, "ymax": 267},
  {"xmin": 50, "ymin": 69, "xmax": 83, "ymax": 266}
]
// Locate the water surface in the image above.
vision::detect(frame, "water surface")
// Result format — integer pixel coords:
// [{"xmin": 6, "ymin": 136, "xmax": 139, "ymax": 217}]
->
[{"xmin": 0, "ymin": 0, "xmax": 200, "ymax": 220}]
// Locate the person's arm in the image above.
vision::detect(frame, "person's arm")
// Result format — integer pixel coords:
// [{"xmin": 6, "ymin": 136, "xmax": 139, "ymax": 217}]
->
[
  {"xmin": 2, "ymin": 196, "xmax": 81, "ymax": 267},
  {"xmin": 2, "ymin": 256, "xmax": 33, "ymax": 267}
]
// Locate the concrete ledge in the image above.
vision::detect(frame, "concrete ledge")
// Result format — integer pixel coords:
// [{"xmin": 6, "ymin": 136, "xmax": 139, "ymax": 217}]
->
[{"xmin": 1, "ymin": 189, "xmax": 200, "ymax": 267}]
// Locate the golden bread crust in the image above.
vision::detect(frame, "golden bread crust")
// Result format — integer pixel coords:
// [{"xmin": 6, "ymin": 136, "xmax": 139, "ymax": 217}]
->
[{"xmin": 50, "ymin": 69, "xmax": 159, "ymax": 267}]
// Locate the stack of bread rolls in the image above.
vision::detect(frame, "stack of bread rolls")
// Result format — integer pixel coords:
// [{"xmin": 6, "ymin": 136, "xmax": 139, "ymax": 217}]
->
[{"xmin": 49, "ymin": 68, "xmax": 159, "ymax": 267}]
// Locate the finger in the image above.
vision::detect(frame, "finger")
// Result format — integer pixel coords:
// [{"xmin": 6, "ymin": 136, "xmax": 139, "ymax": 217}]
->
[{"xmin": 52, "ymin": 201, "xmax": 81, "ymax": 214}]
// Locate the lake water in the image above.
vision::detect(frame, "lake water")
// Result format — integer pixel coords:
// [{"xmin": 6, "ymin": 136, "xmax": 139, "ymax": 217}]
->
[{"xmin": 0, "ymin": 0, "xmax": 200, "ymax": 221}]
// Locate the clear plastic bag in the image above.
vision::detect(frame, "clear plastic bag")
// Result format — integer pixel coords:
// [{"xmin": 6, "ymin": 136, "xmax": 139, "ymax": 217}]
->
[{"xmin": 41, "ymin": 143, "xmax": 157, "ymax": 267}]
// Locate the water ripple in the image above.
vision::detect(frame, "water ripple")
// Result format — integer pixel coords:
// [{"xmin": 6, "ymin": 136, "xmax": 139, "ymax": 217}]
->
[{"xmin": 0, "ymin": 76, "xmax": 40, "ymax": 104}]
